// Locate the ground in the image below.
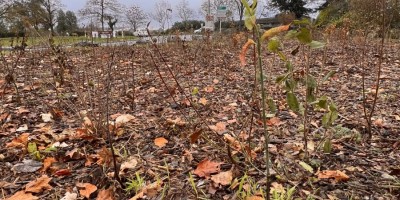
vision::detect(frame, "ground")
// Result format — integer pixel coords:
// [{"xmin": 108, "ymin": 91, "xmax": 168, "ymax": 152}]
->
[{"xmin": 0, "ymin": 33, "xmax": 399, "ymax": 200}]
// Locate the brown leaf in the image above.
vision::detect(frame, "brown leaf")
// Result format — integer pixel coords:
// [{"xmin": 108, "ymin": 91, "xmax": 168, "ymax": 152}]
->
[
  {"xmin": 154, "ymin": 137, "xmax": 168, "ymax": 148},
  {"xmin": 209, "ymin": 122, "xmax": 226, "ymax": 134},
  {"xmin": 96, "ymin": 187, "xmax": 115, "ymax": 200},
  {"xmin": 76, "ymin": 183, "xmax": 97, "ymax": 199},
  {"xmin": 54, "ymin": 169, "xmax": 71, "ymax": 176},
  {"xmin": 199, "ymin": 98, "xmax": 208, "ymax": 105},
  {"xmin": 6, "ymin": 190, "xmax": 39, "ymax": 200},
  {"xmin": 224, "ymin": 134, "xmax": 241, "ymax": 151},
  {"xmin": 317, "ymin": 170, "xmax": 349, "ymax": 183},
  {"xmin": 190, "ymin": 129, "xmax": 202, "ymax": 144},
  {"xmin": 239, "ymin": 39, "xmax": 255, "ymax": 66},
  {"xmin": 166, "ymin": 117, "xmax": 187, "ymax": 127},
  {"xmin": 211, "ymin": 170, "xmax": 233, "ymax": 186},
  {"xmin": 246, "ymin": 196, "xmax": 264, "ymax": 200},
  {"xmin": 266, "ymin": 117, "xmax": 282, "ymax": 126},
  {"xmin": 115, "ymin": 114, "xmax": 135, "ymax": 127},
  {"xmin": 129, "ymin": 181, "xmax": 162, "ymax": 200},
  {"xmin": 41, "ymin": 157, "xmax": 57, "ymax": 173},
  {"xmin": 97, "ymin": 147, "xmax": 113, "ymax": 166},
  {"xmin": 6, "ymin": 133, "xmax": 29, "ymax": 148},
  {"xmin": 261, "ymin": 24, "xmax": 290, "ymax": 41},
  {"xmin": 193, "ymin": 158, "xmax": 222, "ymax": 178},
  {"xmin": 203, "ymin": 86, "xmax": 214, "ymax": 93},
  {"xmin": 25, "ymin": 175, "xmax": 52, "ymax": 193}
]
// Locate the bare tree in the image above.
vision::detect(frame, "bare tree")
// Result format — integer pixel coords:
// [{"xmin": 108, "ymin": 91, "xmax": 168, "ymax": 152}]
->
[
  {"xmin": 0, "ymin": 0, "xmax": 14, "ymax": 18},
  {"xmin": 40, "ymin": 0, "xmax": 62, "ymax": 35},
  {"xmin": 126, "ymin": 4, "xmax": 147, "ymax": 31},
  {"xmin": 79, "ymin": 0, "xmax": 121, "ymax": 31},
  {"xmin": 152, "ymin": 0, "xmax": 172, "ymax": 30},
  {"xmin": 176, "ymin": 0, "xmax": 194, "ymax": 22}
]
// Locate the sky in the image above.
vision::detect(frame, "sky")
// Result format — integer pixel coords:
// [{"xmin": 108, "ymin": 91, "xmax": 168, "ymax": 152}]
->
[{"xmin": 61, "ymin": 0, "xmax": 203, "ymax": 29}]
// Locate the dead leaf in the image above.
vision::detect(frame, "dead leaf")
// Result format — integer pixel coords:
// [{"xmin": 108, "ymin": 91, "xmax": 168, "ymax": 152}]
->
[
  {"xmin": 41, "ymin": 157, "xmax": 57, "ymax": 172},
  {"xmin": 224, "ymin": 134, "xmax": 241, "ymax": 151},
  {"xmin": 193, "ymin": 158, "xmax": 222, "ymax": 178},
  {"xmin": 204, "ymin": 86, "xmax": 214, "ymax": 93},
  {"xmin": 25, "ymin": 175, "xmax": 52, "ymax": 193},
  {"xmin": 317, "ymin": 170, "xmax": 350, "ymax": 183},
  {"xmin": 129, "ymin": 181, "xmax": 162, "ymax": 200},
  {"xmin": 211, "ymin": 170, "xmax": 233, "ymax": 186},
  {"xmin": 41, "ymin": 113, "xmax": 53, "ymax": 122},
  {"xmin": 120, "ymin": 157, "xmax": 138, "ymax": 174},
  {"xmin": 97, "ymin": 147, "xmax": 112, "ymax": 166},
  {"xmin": 199, "ymin": 97, "xmax": 208, "ymax": 105},
  {"xmin": 266, "ymin": 117, "xmax": 282, "ymax": 126},
  {"xmin": 166, "ymin": 117, "xmax": 186, "ymax": 126},
  {"xmin": 240, "ymin": 39, "xmax": 256, "ymax": 66},
  {"xmin": 96, "ymin": 188, "xmax": 115, "ymax": 200},
  {"xmin": 270, "ymin": 182, "xmax": 285, "ymax": 194},
  {"xmin": 60, "ymin": 192, "xmax": 78, "ymax": 200},
  {"xmin": 154, "ymin": 137, "xmax": 168, "ymax": 148},
  {"xmin": 54, "ymin": 169, "xmax": 71, "ymax": 176},
  {"xmin": 12, "ymin": 159, "xmax": 43, "ymax": 173},
  {"xmin": 6, "ymin": 190, "xmax": 39, "ymax": 200},
  {"xmin": 115, "ymin": 114, "xmax": 135, "ymax": 127},
  {"xmin": 373, "ymin": 118, "xmax": 384, "ymax": 127},
  {"xmin": 190, "ymin": 129, "xmax": 202, "ymax": 144},
  {"xmin": 76, "ymin": 183, "xmax": 97, "ymax": 199},
  {"xmin": 261, "ymin": 24, "xmax": 290, "ymax": 41},
  {"xmin": 16, "ymin": 124, "xmax": 28, "ymax": 132},
  {"xmin": 209, "ymin": 122, "xmax": 226, "ymax": 134},
  {"xmin": 246, "ymin": 196, "xmax": 264, "ymax": 200},
  {"xmin": 6, "ymin": 133, "xmax": 29, "ymax": 148}
]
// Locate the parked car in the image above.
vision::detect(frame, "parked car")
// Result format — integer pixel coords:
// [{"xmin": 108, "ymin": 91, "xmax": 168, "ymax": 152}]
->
[{"xmin": 194, "ymin": 28, "xmax": 202, "ymax": 34}]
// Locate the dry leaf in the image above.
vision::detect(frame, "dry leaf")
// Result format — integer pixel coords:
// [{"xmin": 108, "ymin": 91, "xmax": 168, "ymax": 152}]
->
[
  {"xmin": 129, "ymin": 181, "xmax": 162, "ymax": 200},
  {"xmin": 120, "ymin": 157, "xmax": 138, "ymax": 174},
  {"xmin": 246, "ymin": 196, "xmax": 264, "ymax": 200},
  {"xmin": 154, "ymin": 137, "xmax": 168, "ymax": 148},
  {"xmin": 190, "ymin": 129, "xmax": 202, "ymax": 144},
  {"xmin": 209, "ymin": 122, "xmax": 226, "ymax": 134},
  {"xmin": 211, "ymin": 170, "xmax": 233, "ymax": 186},
  {"xmin": 6, "ymin": 133, "xmax": 29, "ymax": 148},
  {"xmin": 16, "ymin": 124, "xmax": 28, "ymax": 132},
  {"xmin": 261, "ymin": 24, "xmax": 290, "ymax": 41},
  {"xmin": 193, "ymin": 158, "xmax": 222, "ymax": 178},
  {"xmin": 96, "ymin": 188, "xmax": 115, "ymax": 200},
  {"xmin": 115, "ymin": 114, "xmax": 135, "ymax": 127},
  {"xmin": 60, "ymin": 192, "xmax": 78, "ymax": 200},
  {"xmin": 240, "ymin": 39, "xmax": 256, "ymax": 66},
  {"xmin": 76, "ymin": 183, "xmax": 97, "ymax": 199},
  {"xmin": 6, "ymin": 190, "xmax": 39, "ymax": 200},
  {"xmin": 373, "ymin": 118, "xmax": 384, "ymax": 127},
  {"xmin": 266, "ymin": 117, "xmax": 282, "ymax": 126},
  {"xmin": 41, "ymin": 113, "xmax": 53, "ymax": 122},
  {"xmin": 199, "ymin": 97, "xmax": 208, "ymax": 105},
  {"xmin": 97, "ymin": 147, "xmax": 112, "ymax": 166},
  {"xmin": 317, "ymin": 170, "xmax": 350, "ymax": 183},
  {"xmin": 224, "ymin": 134, "xmax": 241, "ymax": 151},
  {"xmin": 204, "ymin": 86, "xmax": 214, "ymax": 93},
  {"xmin": 166, "ymin": 117, "xmax": 186, "ymax": 126},
  {"xmin": 25, "ymin": 175, "xmax": 52, "ymax": 193},
  {"xmin": 41, "ymin": 157, "xmax": 57, "ymax": 172},
  {"xmin": 270, "ymin": 182, "xmax": 285, "ymax": 194}
]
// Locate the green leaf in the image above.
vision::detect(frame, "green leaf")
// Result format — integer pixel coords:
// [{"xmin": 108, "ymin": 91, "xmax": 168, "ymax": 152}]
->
[
  {"xmin": 309, "ymin": 40, "xmax": 325, "ymax": 49},
  {"xmin": 277, "ymin": 51, "xmax": 286, "ymax": 61},
  {"xmin": 299, "ymin": 161, "xmax": 314, "ymax": 173},
  {"xmin": 267, "ymin": 98, "xmax": 277, "ymax": 113},
  {"xmin": 317, "ymin": 96, "xmax": 328, "ymax": 109},
  {"xmin": 267, "ymin": 38, "xmax": 280, "ymax": 53},
  {"xmin": 329, "ymin": 102, "xmax": 337, "ymax": 112},
  {"xmin": 286, "ymin": 186, "xmax": 296, "ymax": 200},
  {"xmin": 323, "ymin": 139, "xmax": 332, "ymax": 153},
  {"xmin": 192, "ymin": 87, "xmax": 199, "ymax": 95},
  {"xmin": 322, "ymin": 112, "xmax": 330, "ymax": 127},
  {"xmin": 28, "ymin": 142, "xmax": 37, "ymax": 154},
  {"xmin": 285, "ymin": 30, "xmax": 298, "ymax": 39},
  {"xmin": 285, "ymin": 61, "xmax": 293, "ymax": 71},
  {"xmin": 293, "ymin": 18, "xmax": 311, "ymax": 26},
  {"xmin": 276, "ymin": 74, "xmax": 288, "ymax": 83},
  {"xmin": 286, "ymin": 92, "xmax": 299, "ymax": 112},
  {"xmin": 296, "ymin": 28, "xmax": 312, "ymax": 44},
  {"xmin": 323, "ymin": 70, "xmax": 336, "ymax": 82},
  {"xmin": 244, "ymin": 15, "xmax": 256, "ymax": 31},
  {"xmin": 306, "ymin": 75, "xmax": 317, "ymax": 89}
]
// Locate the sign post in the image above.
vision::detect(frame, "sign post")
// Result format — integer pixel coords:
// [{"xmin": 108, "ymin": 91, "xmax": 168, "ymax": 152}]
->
[{"xmin": 216, "ymin": 6, "xmax": 227, "ymax": 33}]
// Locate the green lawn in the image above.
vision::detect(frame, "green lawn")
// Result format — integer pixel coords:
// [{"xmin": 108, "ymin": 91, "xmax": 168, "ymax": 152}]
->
[{"xmin": 0, "ymin": 36, "xmax": 137, "ymax": 47}]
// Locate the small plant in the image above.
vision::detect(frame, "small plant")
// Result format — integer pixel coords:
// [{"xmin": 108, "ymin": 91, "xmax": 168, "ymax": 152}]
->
[
  {"xmin": 125, "ymin": 172, "xmax": 145, "ymax": 194},
  {"xmin": 271, "ymin": 186, "xmax": 296, "ymax": 200}
]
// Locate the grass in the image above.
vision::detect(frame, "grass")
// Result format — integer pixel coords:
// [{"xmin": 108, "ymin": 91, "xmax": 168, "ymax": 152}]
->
[{"xmin": 0, "ymin": 36, "xmax": 137, "ymax": 47}]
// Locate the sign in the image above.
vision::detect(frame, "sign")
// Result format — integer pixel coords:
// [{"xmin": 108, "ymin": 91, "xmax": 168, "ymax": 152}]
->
[
  {"xmin": 216, "ymin": 5, "xmax": 227, "ymax": 18},
  {"xmin": 206, "ymin": 15, "xmax": 214, "ymax": 21}
]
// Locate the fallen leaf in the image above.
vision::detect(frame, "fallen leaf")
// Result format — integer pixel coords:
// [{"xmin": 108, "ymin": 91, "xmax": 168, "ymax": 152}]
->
[
  {"xmin": 60, "ymin": 192, "xmax": 78, "ymax": 200},
  {"xmin": 224, "ymin": 134, "xmax": 241, "ymax": 151},
  {"xmin": 373, "ymin": 118, "xmax": 384, "ymax": 127},
  {"xmin": 120, "ymin": 157, "xmax": 138, "ymax": 174},
  {"xmin": 394, "ymin": 115, "xmax": 400, "ymax": 121},
  {"xmin": 115, "ymin": 114, "xmax": 135, "ymax": 127},
  {"xmin": 41, "ymin": 113, "xmax": 53, "ymax": 122},
  {"xmin": 209, "ymin": 122, "xmax": 226, "ymax": 134},
  {"xmin": 76, "ymin": 183, "xmax": 97, "ymax": 199},
  {"xmin": 199, "ymin": 97, "xmax": 208, "ymax": 105},
  {"xmin": 190, "ymin": 129, "xmax": 202, "ymax": 144},
  {"xmin": 12, "ymin": 159, "xmax": 43, "ymax": 173},
  {"xmin": 203, "ymin": 86, "xmax": 214, "ymax": 93},
  {"xmin": 166, "ymin": 117, "xmax": 186, "ymax": 126},
  {"xmin": 54, "ymin": 169, "xmax": 71, "ymax": 176},
  {"xmin": 246, "ymin": 196, "xmax": 264, "ymax": 200},
  {"xmin": 16, "ymin": 124, "xmax": 28, "ymax": 132},
  {"xmin": 96, "ymin": 187, "xmax": 115, "ymax": 200},
  {"xmin": 154, "ymin": 137, "xmax": 168, "ymax": 148},
  {"xmin": 211, "ymin": 170, "xmax": 233, "ymax": 186},
  {"xmin": 317, "ymin": 170, "xmax": 350, "ymax": 183},
  {"xmin": 25, "ymin": 175, "xmax": 52, "ymax": 193},
  {"xmin": 41, "ymin": 157, "xmax": 57, "ymax": 172},
  {"xmin": 193, "ymin": 158, "xmax": 222, "ymax": 178},
  {"xmin": 97, "ymin": 147, "xmax": 113, "ymax": 166},
  {"xmin": 6, "ymin": 190, "xmax": 38, "ymax": 200},
  {"xmin": 270, "ymin": 182, "xmax": 285, "ymax": 194},
  {"xmin": 299, "ymin": 161, "xmax": 314, "ymax": 173},
  {"xmin": 6, "ymin": 133, "xmax": 29, "ymax": 148},
  {"xmin": 129, "ymin": 181, "xmax": 162, "ymax": 200},
  {"xmin": 266, "ymin": 117, "xmax": 282, "ymax": 126}
]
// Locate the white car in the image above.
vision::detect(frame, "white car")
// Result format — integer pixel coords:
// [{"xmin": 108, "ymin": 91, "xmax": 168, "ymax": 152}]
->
[
  {"xmin": 194, "ymin": 28, "xmax": 202, "ymax": 34},
  {"xmin": 133, "ymin": 29, "xmax": 148, "ymax": 37}
]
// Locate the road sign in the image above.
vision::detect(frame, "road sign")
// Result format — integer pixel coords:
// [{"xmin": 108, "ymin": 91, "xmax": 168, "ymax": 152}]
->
[{"xmin": 216, "ymin": 5, "xmax": 227, "ymax": 18}]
